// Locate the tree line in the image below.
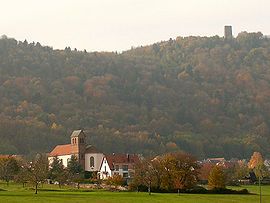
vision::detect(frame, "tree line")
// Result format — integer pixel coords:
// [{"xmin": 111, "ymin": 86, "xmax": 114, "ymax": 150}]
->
[
  {"xmin": 0, "ymin": 151, "xmax": 268, "ymax": 194},
  {"xmin": 0, "ymin": 33, "xmax": 270, "ymax": 158}
]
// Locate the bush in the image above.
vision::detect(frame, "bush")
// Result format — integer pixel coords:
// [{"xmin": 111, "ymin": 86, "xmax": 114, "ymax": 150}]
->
[
  {"xmin": 129, "ymin": 184, "xmax": 249, "ymax": 194},
  {"xmin": 209, "ymin": 188, "xmax": 249, "ymax": 194},
  {"xmin": 106, "ymin": 175, "xmax": 125, "ymax": 186}
]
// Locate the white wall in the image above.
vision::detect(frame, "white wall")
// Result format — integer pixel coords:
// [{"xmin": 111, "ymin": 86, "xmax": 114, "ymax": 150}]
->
[
  {"xmin": 99, "ymin": 157, "xmax": 112, "ymax": 179},
  {"xmin": 48, "ymin": 154, "xmax": 72, "ymax": 168},
  {"xmin": 84, "ymin": 153, "xmax": 104, "ymax": 172}
]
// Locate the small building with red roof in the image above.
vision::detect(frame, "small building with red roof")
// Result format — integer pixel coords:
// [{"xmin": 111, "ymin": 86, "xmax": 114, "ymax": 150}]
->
[{"xmin": 99, "ymin": 154, "xmax": 139, "ymax": 181}]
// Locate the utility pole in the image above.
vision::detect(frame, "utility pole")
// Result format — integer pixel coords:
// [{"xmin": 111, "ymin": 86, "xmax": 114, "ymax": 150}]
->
[{"xmin": 259, "ymin": 175, "xmax": 262, "ymax": 203}]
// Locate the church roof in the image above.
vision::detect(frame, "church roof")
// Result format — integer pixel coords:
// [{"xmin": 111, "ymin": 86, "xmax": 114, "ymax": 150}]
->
[
  {"xmin": 85, "ymin": 145, "xmax": 101, "ymax": 153},
  {"xmin": 49, "ymin": 144, "xmax": 71, "ymax": 156},
  {"xmin": 0, "ymin": 155, "xmax": 10, "ymax": 159},
  {"xmin": 70, "ymin": 130, "xmax": 84, "ymax": 137}
]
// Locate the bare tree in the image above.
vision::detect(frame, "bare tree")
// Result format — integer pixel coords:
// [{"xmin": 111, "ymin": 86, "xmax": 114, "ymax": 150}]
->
[{"xmin": 24, "ymin": 154, "xmax": 49, "ymax": 194}]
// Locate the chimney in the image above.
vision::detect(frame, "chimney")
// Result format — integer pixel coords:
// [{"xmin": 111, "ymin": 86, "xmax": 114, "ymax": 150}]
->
[{"xmin": 127, "ymin": 154, "xmax": 130, "ymax": 162}]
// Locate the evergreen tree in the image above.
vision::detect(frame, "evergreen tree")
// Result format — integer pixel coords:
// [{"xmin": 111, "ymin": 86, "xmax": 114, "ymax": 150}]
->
[
  {"xmin": 49, "ymin": 157, "xmax": 67, "ymax": 188},
  {"xmin": 67, "ymin": 155, "xmax": 83, "ymax": 188}
]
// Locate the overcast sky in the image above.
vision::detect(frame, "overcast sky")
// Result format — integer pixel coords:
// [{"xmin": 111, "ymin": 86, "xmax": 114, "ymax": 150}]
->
[{"xmin": 0, "ymin": 0, "xmax": 269, "ymax": 52}]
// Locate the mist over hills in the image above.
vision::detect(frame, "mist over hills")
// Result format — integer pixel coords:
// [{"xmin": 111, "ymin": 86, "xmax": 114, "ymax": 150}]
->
[{"xmin": 0, "ymin": 32, "xmax": 269, "ymax": 159}]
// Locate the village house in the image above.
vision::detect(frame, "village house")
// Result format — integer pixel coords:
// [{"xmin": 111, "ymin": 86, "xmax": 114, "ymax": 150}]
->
[
  {"xmin": 48, "ymin": 130, "xmax": 104, "ymax": 172},
  {"xmin": 99, "ymin": 154, "xmax": 139, "ymax": 182}
]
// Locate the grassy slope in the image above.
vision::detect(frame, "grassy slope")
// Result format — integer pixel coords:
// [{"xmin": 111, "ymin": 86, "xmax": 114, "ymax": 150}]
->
[{"xmin": 0, "ymin": 182, "xmax": 270, "ymax": 203}]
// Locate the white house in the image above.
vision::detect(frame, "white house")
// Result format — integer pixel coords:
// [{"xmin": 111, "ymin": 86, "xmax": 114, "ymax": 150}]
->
[
  {"xmin": 99, "ymin": 154, "xmax": 139, "ymax": 181},
  {"xmin": 48, "ymin": 130, "xmax": 104, "ymax": 172}
]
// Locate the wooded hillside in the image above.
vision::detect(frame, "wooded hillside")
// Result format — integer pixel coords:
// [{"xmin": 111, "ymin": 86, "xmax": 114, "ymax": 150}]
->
[{"xmin": 0, "ymin": 32, "xmax": 269, "ymax": 159}]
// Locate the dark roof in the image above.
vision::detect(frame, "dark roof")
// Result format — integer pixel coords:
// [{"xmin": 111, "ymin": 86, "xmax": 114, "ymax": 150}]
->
[
  {"xmin": 85, "ymin": 145, "xmax": 102, "ymax": 153},
  {"xmin": 70, "ymin": 130, "xmax": 84, "ymax": 137},
  {"xmin": 105, "ymin": 154, "xmax": 139, "ymax": 169},
  {"xmin": 49, "ymin": 144, "xmax": 71, "ymax": 156}
]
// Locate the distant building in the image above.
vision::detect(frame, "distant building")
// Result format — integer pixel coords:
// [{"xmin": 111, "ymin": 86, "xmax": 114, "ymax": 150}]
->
[
  {"xmin": 99, "ymin": 154, "xmax": 139, "ymax": 182},
  {"xmin": 206, "ymin": 157, "xmax": 225, "ymax": 164},
  {"xmin": 48, "ymin": 130, "xmax": 104, "ymax": 172},
  {"xmin": 224, "ymin": 25, "xmax": 233, "ymax": 39}
]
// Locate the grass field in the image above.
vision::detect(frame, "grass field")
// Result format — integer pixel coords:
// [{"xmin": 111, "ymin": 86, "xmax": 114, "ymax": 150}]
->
[{"xmin": 0, "ymin": 182, "xmax": 270, "ymax": 203}]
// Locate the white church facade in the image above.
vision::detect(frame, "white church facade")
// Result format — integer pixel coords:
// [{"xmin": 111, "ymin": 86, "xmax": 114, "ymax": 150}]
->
[{"xmin": 48, "ymin": 130, "xmax": 104, "ymax": 172}]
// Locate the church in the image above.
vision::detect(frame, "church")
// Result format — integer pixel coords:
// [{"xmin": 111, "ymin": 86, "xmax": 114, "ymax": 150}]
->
[{"xmin": 48, "ymin": 130, "xmax": 104, "ymax": 172}]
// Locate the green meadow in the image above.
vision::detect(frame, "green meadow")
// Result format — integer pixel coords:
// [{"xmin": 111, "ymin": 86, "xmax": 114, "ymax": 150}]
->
[{"xmin": 0, "ymin": 182, "xmax": 270, "ymax": 203}]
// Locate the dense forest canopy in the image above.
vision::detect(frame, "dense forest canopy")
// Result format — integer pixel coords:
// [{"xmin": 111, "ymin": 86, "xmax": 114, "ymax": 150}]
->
[{"xmin": 0, "ymin": 32, "xmax": 270, "ymax": 159}]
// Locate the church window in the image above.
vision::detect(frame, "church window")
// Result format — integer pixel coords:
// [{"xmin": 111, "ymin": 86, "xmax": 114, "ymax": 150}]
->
[
  {"xmin": 80, "ymin": 138, "xmax": 84, "ymax": 144},
  {"xmin": 90, "ymin": 156, "xmax": 94, "ymax": 167}
]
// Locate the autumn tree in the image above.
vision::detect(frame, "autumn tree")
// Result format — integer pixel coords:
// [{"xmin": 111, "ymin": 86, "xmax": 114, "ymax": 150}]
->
[
  {"xmin": 171, "ymin": 152, "xmax": 199, "ymax": 192},
  {"xmin": 208, "ymin": 166, "xmax": 226, "ymax": 190},
  {"xmin": 248, "ymin": 152, "xmax": 263, "ymax": 170},
  {"xmin": 106, "ymin": 174, "xmax": 125, "ymax": 186},
  {"xmin": 0, "ymin": 156, "xmax": 20, "ymax": 186},
  {"xmin": 157, "ymin": 152, "xmax": 199, "ymax": 193},
  {"xmin": 248, "ymin": 152, "xmax": 263, "ymax": 178},
  {"xmin": 24, "ymin": 154, "xmax": 49, "ymax": 194},
  {"xmin": 234, "ymin": 160, "xmax": 249, "ymax": 180},
  {"xmin": 132, "ymin": 158, "xmax": 155, "ymax": 195},
  {"xmin": 132, "ymin": 152, "xmax": 199, "ymax": 193},
  {"xmin": 199, "ymin": 162, "xmax": 214, "ymax": 182}
]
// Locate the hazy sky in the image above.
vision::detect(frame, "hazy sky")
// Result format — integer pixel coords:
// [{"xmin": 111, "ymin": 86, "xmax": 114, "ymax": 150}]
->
[{"xmin": 0, "ymin": 0, "xmax": 269, "ymax": 52}]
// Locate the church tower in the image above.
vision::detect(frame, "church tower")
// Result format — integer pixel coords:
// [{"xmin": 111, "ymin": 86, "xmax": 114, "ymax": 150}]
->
[
  {"xmin": 224, "ymin": 25, "xmax": 233, "ymax": 39},
  {"xmin": 70, "ymin": 130, "xmax": 86, "ymax": 169}
]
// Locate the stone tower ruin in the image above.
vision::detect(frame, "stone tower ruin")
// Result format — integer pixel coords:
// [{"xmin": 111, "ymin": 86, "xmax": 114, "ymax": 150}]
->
[{"xmin": 224, "ymin": 25, "xmax": 233, "ymax": 39}]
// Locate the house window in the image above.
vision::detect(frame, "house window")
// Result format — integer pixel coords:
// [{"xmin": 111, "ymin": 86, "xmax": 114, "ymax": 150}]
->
[
  {"xmin": 123, "ymin": 173, "xmax": 128, "ymax": 178},
  {"xmin": 90, "ymin": 156, "xmax": 94, "ymax": 167},
  {"xmin": 105, "ymin": 165, "xmax": 107, "ymax": 172},
  {"xmin": 115, "ymin": 165, "xmax": 119, "ymax": 171},
  {"xmin": 122, "ymin": 165, "xmax": 128, "ymax": 171}
]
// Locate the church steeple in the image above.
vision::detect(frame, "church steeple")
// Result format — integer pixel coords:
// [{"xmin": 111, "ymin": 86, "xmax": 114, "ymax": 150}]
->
[{"xmin": 70, "ymin": 130, "xmax": 86, "ymax": 169}]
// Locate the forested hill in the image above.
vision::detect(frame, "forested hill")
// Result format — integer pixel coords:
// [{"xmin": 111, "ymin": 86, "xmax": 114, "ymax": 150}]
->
[{"xmin": 0, "ymin": 32, "xmax": 270, "ymax": 159}]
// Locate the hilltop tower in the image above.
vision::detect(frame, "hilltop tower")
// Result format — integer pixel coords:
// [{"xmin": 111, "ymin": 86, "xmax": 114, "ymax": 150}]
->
[
  {"xmin": 224, "ymin": 25, "xmax": 233, "ymax": 39},
  {"xmin": 70, "ymin": 130, "xmax": 86, "ymax": 168}
]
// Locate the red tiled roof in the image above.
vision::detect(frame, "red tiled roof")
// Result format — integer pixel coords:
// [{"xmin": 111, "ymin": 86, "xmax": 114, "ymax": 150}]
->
[
  {"xmin": 0, "ymin": 155, "xmax": 11, "ymax": 159},
  {"xmin": 105, "ymin": 154, "xmax": 139, "ymax": 169},
  {"xmin": 49, "ymin": 144, "xmax": 71, "ymax": 156}
]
